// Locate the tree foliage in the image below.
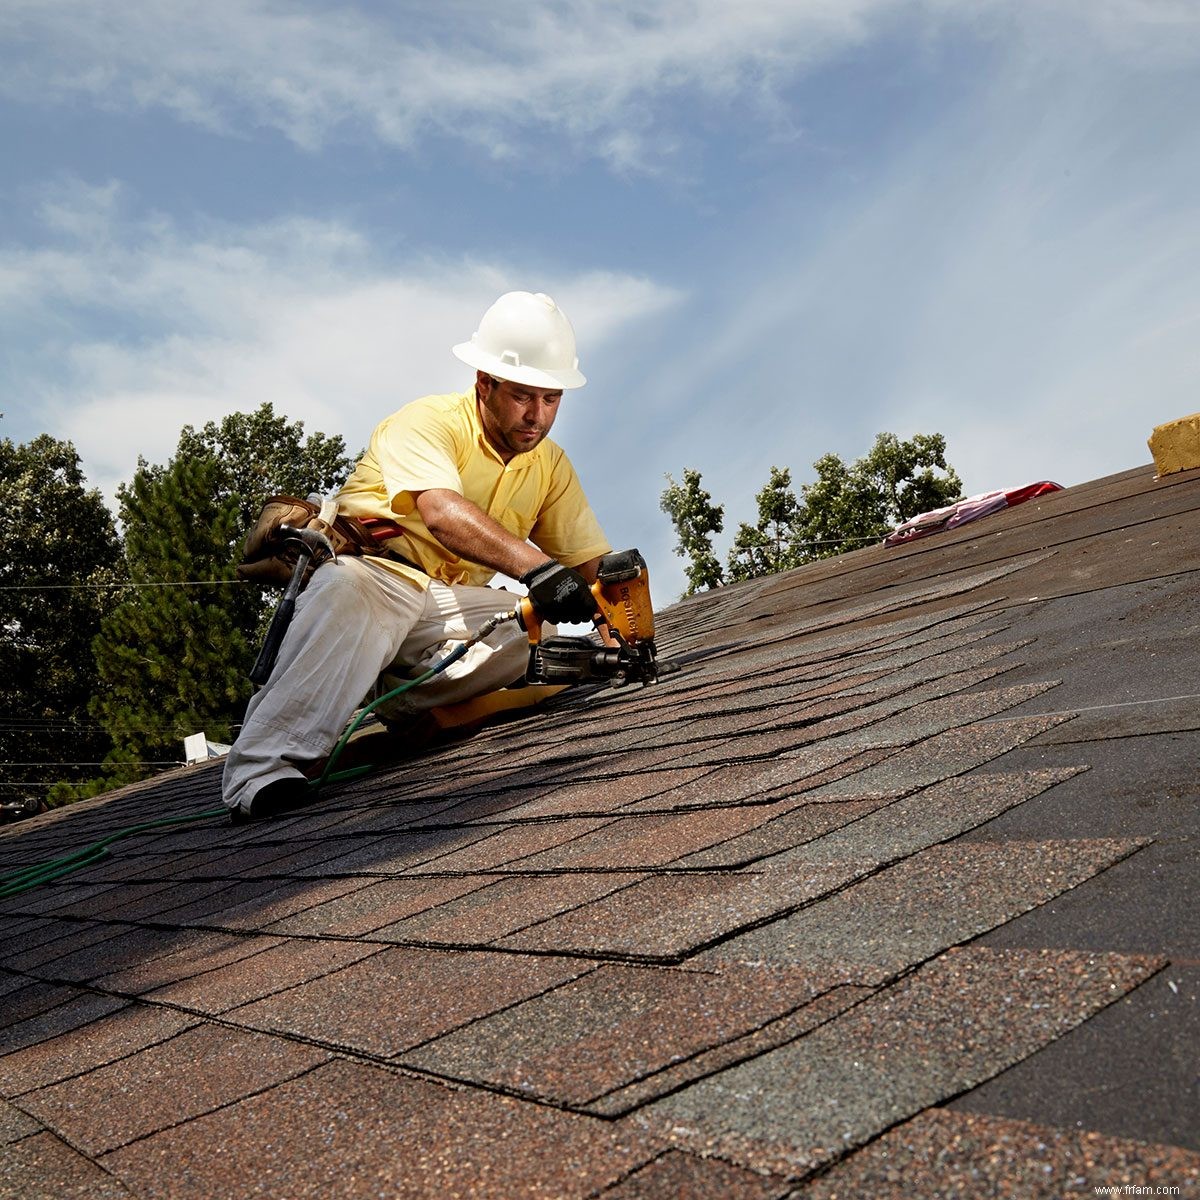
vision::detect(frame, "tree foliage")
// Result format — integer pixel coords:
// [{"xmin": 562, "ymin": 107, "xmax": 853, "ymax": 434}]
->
[
  {"xmin": 666, "ymin": 432, "xmax": 963, "ymax": 591},
  {"xmin": 792, "ymin": 432, "xmax": 962, "ymax": 559},
  {"xmin": 727, "ymin": 467, "xmax": 804, "ymax": 582},
  {"xmin": 174, "ymin": 402, "xmax": 355, "ymax": 642},
  {"xmin": 176, "ymin": 403, "xmax": 353, "ymax": 535},
  {"xmin": 0, "ymin": 434, "xmax": 124, "ymax": 812},
  {"xmin": 86, "ymin": 453, "xmax": 251, "ymax": 791},
  {"xmin": 659, "ymin": 468, "xmax": 725, "ymax": 595}
]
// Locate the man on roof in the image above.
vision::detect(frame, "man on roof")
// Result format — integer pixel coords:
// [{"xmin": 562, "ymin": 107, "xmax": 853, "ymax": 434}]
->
[{"xmin": 223, "ymin": 291, "xmax": 611, "ymax": 821}]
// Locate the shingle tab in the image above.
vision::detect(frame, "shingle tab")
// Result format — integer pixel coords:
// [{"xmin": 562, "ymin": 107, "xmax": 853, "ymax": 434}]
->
[
  {"xmin": 261, "ymin": 874, "xmax": 493, "ymax": 937},
  {"xmin": 17, "ymin": 1024, "xmax": 329, "ymax": 1155},
  {"xmin": 173, "ymin": 875, "xmax": 373, "ymax": 930},
  {"xmin": 495, "ymin": 866, "xmax": 857, "ymax": 960},
  {"xmin": 668, "ymin": 797, "xmax": 893, "ymax": 869},
  {"xmin": 645, "ymin": 948, "xmax": 1162, "ymax": 1178},
  {"xmin": 793, "ymin": 713, "xmax": 1075, "ymax": 800},
  {"xmin": 1, "ymin": 1002, "xmax": 197, "ymax": 1095},
  {"xmin": 138, "ymin": 937, "xmax": 384, "ymax": 1013},
  {"xmin": 15, "ymin": 925, "xmax": 277, "ymax": 991},
  {"xmin": 769, "ymin": 767, "xmax": 1086, "ymax": 869},
  {"xmin": 498, "ymin": 770, "xmax": 1084, "ymax": 960},
  {"xmin": 800, "ymin": 1109, "xmax": 1200, "ymax": 1198},
  {"xmin": 619, "ymin": 752, "xmax": 889, "ymax": 813},
  {"xmin": 703, "ymin": 838, "xmax": 1148, "ymax": 983},
  {"xmin": 89, "ymin": 930, "xmax": 286, "ymax": 996},
  {"xmin": 370, "ymin": 871, "xmax": 645, "ymax": 945},
  {"xmin": 0, "ymin": 1131, "xmax": 136, "ymax": 1199},
  {"xmin": 226, "ymin": 946, "xmax": 598, "ymax": 1056},
  {"xmin": 481, "ymin": 766, "xmax": 718, "ymax": 821},
  {"xmin": 402, "ymin": 961, "xmax": 861, "ymax": 1108},
  {"xmin": 3, "ymin": 921, "xmax": 121, "ymax": 972},
  {"xmin": 0, "ymin": 980, "xmax": 98, "ymax": 1033},
  {"xmin": 508, "ymin": 802, "xmax": 810, "ymax": 871},
  {"xmin": 587, "ymin": 985, "xmax": 869, "ymax": 1118},
  {"xmin": 600, "ymin": 1150, "xmax": 793, "ymax": 1198},
  {"xmin": 405, "ymin": 815, "xmax": 615, "ymax": 873},
  {"xmin": 100, "ymin": 1058, "xmax": 661, "ymax": 1200},
  {"xmin": 0, "ymin": 1099, "xmax": 42, "ymax": 1143}
]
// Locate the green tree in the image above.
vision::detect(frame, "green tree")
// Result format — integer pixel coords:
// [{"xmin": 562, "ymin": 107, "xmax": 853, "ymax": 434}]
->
[
  {"xmin": 792, "ymin": 432, "xmax": 962, "ymax": 561},
  {"xmin": 87, "ymin": 453, "xmax": 250, "ymax": 788},
  {"xmin": 663, "ymin": 431, "xmax": 962, "ymax": 587},
  {"xmin": 175, "ymin": 402, "xmax": 354, "ymax": 644},
  {"xmin": 175, "ymin": 402, "xmax": 353, "ymax": 535},
  {"xmin": 727, "ymin": 466, "xmax": 803, "ymax": 582},
  {"xmin": 0, "ymin": 435, "xmax": 124, "ymax": 812},
  {"xmin": 660, "ymin": 468, "xmax": 725, "ymax": 596}
]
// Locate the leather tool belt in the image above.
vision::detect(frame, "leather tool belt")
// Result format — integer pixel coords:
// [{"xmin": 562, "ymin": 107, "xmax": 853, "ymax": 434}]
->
[{"xmin": 237, "ymin": 495, "xmax": 413, "ymax": 587}]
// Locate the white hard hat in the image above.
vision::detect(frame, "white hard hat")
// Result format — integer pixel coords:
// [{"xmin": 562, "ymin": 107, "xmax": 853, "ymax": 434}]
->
[{"xmin": 452, "ymin": 291, "xmax": 586, "ymax": 390}]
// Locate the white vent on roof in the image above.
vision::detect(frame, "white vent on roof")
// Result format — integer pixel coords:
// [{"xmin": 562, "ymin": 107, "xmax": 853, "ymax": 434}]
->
[{"xmin": 183, "ymin": 733, "xmax": 230, "ymax": 765}]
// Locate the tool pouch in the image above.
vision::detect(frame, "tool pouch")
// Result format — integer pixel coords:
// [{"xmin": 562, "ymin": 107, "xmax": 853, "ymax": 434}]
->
[{"xmin": 237, "ymin": 495, "xmax": 388, "ymax": 587}]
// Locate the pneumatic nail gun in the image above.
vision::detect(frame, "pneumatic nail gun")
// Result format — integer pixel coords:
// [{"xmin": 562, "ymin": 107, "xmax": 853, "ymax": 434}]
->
[{"xmin": 517, "ymin": 549, "xmax": 660, "ymax": 688}]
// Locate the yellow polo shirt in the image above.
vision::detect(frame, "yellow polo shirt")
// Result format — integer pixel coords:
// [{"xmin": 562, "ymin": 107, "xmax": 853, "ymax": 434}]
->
[{"xmin": 336, "ymin": 390, "xmax": 610, "ymax": 588}]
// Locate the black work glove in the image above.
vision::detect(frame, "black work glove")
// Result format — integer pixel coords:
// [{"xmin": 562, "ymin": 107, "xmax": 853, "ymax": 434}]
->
[{"xmin": 520, "ymin": 560, "xmax": 597, "ymax": 625}]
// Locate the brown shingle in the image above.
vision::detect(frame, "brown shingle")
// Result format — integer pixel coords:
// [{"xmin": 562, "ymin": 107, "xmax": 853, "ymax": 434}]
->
[
  {"xmin": 801, "ymin": 1109, "xmax": 1200, "ymax": 1198},
  {"xmin": 100, "ymin": 1058, "xmax": 661, "ymax": 1200},
  {"xmin": 17, "ymin": 1024, "xmax": 329, "ymax": 1155},
  {"xmin": 226, "ymin": 945, "xmax": 598, "ymax": 1056},
  {"xmin": 1, "ymin": 998, "xmax": 192, "ymax": 1093},
  {"xmin": 0, "ymin": 1130, "xmax": 136, "ymax": 1199},
  {"xmin": 644, "ymin": 948, "xmax": 1163, "ymax": 1178}
]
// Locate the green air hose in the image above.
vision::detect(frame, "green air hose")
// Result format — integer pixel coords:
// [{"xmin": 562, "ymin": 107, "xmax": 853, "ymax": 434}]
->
[
  {"xmin": 314, "ymin": 631, "xmax": 478, "ymax": 788},
  {"xmin": 0, "ymin": 609, "xmax": 519, "ymax": 900},
  {"xmin": 0, "ymin": 809, "xmax": 230, "ymax": 900}
]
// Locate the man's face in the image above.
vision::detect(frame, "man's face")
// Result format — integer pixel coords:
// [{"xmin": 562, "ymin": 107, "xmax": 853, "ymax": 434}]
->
[{"xmin": 476, "ymin": 374, "xmax": 563, "ymax": 461}]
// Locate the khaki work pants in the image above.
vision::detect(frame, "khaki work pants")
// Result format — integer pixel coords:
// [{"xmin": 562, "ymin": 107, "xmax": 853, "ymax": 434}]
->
[{"xmin": 221, "ymin": 556, "xmax": 531, "ymax": 812}]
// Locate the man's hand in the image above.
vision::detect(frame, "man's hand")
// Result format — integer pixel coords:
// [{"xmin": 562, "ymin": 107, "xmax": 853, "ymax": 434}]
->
[{"xmin": 520, "ymin": 560, "xmax": 598, "ymax": 625}]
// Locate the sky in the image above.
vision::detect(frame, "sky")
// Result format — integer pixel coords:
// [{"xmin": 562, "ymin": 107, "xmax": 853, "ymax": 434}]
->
[{"xmin": 2, "ymin": 0, "xmax": 1199, "ymax": 601}]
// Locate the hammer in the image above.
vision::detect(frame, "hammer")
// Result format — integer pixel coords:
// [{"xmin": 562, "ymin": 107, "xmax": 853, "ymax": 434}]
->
[{"xmin": 249, "ymin": 524, "xmax": 337, "ymax": 686}]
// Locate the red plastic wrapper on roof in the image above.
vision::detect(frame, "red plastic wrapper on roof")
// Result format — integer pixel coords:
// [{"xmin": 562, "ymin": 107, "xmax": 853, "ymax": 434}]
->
[{"xmin": 884, "ymin": 481, "xmax": 1062, "ymax": 547}]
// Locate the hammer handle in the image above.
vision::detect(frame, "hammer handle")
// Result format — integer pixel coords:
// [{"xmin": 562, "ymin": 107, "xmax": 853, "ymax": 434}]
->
[
  {"xmin": 249, "ymin": 549, "xmax": 310, "ymax": 686},
  {"xmin": 249, "ymin": 595, "xmax": 296, "ymax": 686}
]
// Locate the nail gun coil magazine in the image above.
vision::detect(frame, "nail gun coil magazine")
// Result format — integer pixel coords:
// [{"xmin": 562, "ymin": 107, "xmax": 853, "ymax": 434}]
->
[
  {"xmin": 527, "ymin": 635, "xmax": 660, "ymax": 688},
  {"xmin": 527, "ymin": 636, "xmax": 635, "ymax": 686},
  {"xmin": 523, "ymin": 547, "xmax": 660, "ymax": 688}
]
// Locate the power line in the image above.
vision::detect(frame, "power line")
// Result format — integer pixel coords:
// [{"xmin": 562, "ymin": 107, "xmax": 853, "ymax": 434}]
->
[
  {"xmin": 0, "ymin": 779, "xmax": 180, "ymax": 788},
  {"xmin": 0, "ymin": 580, "xmax": 249, "ymax": 591},
  {"xmin": 0, "ymin": 715, "xmax": 243, "ymax": 729},
  {"xmin": 0, "ymin": 777, "xmax": 177, "ymax": 787},
  {"xmin": 1, "ymin": 760, "xmax": 186, "ymax": 767}
]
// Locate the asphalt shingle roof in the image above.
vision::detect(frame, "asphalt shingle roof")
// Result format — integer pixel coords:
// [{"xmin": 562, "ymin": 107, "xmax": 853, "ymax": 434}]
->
[{"xmin": 2, "ymin": 461, "xmax": 1198, "ymax": 1198}]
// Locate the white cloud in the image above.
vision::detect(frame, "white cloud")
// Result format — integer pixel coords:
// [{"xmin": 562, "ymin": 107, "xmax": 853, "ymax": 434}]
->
[
  {"xmin": 7, "ymin": 1, "xmax": 1197, "ymax": 170},
  {"xmin": 0, "ymin": 182, "xmax": 681, "ymax": 504},
  {"xmin": 0, "ymin": 1, "xmax": 865, "ymax": 164}
]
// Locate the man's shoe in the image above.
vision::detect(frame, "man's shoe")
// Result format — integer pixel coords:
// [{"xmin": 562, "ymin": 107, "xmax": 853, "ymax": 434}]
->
[{"xmin": 229, "ymin": 777, "xmax": 316, "ymax": 824}]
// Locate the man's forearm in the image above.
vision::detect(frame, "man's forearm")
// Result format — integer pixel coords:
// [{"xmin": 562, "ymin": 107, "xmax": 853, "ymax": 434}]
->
[{"xmin": 414, "ymin": 488, "xmax": 551, "ymax": 579}]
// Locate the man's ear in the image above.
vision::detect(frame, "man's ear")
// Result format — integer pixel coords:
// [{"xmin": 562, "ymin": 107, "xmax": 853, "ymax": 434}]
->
[{"xmin": 475, "ymin": 370, "xmax": 494, "ymax": 398}]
